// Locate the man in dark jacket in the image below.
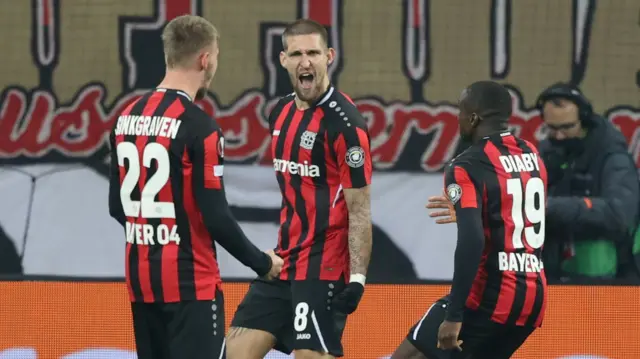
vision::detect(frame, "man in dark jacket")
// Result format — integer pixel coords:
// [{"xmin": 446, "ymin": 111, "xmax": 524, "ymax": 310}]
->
[{"xmin": 536, "ymin": 83, "xmax": 640, "ymax": 280}]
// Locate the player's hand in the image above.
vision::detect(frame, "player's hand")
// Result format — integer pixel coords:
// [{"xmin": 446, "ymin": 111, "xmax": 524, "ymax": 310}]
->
[
  {"xmin": 264, "ymin": 250, "xmax": 283, "ymax": 279},
  {"xmin": 332, "ymin": 282, "xmax": 365, "ymax": 314},
  {"xmin": 426, "ymin": 193, "xmax": 457, "ymax": 224},
  {"xmin": 436, "ymin": 320, "xmax": 463, "ymax": 351}
]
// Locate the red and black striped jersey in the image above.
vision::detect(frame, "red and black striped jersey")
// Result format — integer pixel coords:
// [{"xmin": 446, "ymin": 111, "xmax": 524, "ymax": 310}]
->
[
  {"xmin": 108, "ymin": 88, "xmax": 271, "ymax": 303},
  {"xmin": 445, "ymin": 131, "xmax": 548, "ymax": 327},
  {"xmin": 269, "ymin": 87, "xmax": 372, "ymax": 281}
]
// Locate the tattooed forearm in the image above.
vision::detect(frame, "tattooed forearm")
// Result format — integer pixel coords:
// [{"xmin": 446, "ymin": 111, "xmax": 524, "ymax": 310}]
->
[{"xmin": 343, "ymin": 186, "xmax": 373, "ymax": 276}]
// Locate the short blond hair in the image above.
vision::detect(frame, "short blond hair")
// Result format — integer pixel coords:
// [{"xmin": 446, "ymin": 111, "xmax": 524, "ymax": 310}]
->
[{"xmin": 161, "ymin": 15, "xmax": 219, "ymax": 68}]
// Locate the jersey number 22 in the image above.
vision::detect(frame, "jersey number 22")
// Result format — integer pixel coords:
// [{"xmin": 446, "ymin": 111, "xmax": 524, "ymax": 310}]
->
[{"xmin": 117, "ymin": 142, "xmax": 175, "ymax": 219}]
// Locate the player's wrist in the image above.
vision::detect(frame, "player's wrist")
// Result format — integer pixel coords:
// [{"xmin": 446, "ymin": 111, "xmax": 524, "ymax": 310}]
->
[
  {"xmin": 256, "ymin": 252, "xmax": 272, "ymax": 277},
  {"xmin": 444, "ymin": 309, "xmax": 463, "ymax": 322},
  {"xmin": 349, "ymin": 273, "xmax": 366, "ymax": 286}
]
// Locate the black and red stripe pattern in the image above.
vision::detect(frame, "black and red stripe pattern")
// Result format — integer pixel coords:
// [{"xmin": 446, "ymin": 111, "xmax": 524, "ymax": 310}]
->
[
  {"xmin": 448, "ymin": 132, "xmax": 547, "ymax": 327},
  {"xmin": 111, "ymin": 89, "xmax": 224, "ymax": 303},
  {"xmin": 270, "ymin": 88, "xmax": 372, "ymax": 281}
]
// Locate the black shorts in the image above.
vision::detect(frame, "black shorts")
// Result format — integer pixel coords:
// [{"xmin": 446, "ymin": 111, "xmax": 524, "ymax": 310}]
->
[
  {"xmin": 131, "ymin": 289, "xmax": 225, "ymax": 359},
  {"xmin": 231, "ymin": 277, "xmax": 348, "ymax": 357},
  {"xmin": 407, "ymin": 297, "xmax": 535, "ymax": 359}
]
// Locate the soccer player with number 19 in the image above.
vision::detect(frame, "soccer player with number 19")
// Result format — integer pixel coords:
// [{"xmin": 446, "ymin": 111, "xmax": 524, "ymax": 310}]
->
[
  {"xmin": 392, "ymin": 81, "xmax": 548, "ymax": 359},
  {"xmin": 108, "ymin": 15, "xmax": 283, "ymax": 359}
]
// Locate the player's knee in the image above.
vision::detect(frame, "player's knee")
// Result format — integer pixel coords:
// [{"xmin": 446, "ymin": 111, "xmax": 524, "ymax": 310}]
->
[
  {"xmin": 225, "ymin": 327, "xmax": 275, "ymax": 359},
  {"xmin": 390, "ymin": 339, "xmax": 428, "ymax": 359},
  {"xmin": 294, "ymin": 349, "xmax": 335, "ymax": 359}
]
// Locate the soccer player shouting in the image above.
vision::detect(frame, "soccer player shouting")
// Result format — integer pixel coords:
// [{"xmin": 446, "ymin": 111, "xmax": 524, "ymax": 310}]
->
[{"xmin": 227, "ymin": 19, "xmax": 373, "ymax": 359}]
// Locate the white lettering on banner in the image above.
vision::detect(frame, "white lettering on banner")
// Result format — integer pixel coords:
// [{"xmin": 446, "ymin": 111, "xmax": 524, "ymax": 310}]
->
[
  {"xmin": 498, "ymin": 252, "xmax": 543, "ymax": 273},
  {"xmin": 125, "ymin": 222, "xmax": 181, "ymax": 245},
  {"xmin": 499, "ymin": 153, "xmax": 539, "ymax": 173},
  {"xmin": 273, "ymin": 159, "xmax": 320, "ymax": 177},
  {"xmin": 114, "ymin": 116, "xmax": 181, "ymax": 139}
]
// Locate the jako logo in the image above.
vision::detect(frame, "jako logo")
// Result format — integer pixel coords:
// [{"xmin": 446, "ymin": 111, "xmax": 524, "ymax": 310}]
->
[
  {"xmin": 273, "ymin": 159, "xmax": 320, "ymax": 177},
  {"xmin": 296, "ymin": 333, "xmax": 311, "ymax": 340}
]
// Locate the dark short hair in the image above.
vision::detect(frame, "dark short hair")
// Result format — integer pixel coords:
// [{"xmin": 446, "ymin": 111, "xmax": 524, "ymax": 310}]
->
[
  {"xmin": 282, "ymin": 19, "xmax": 329, "ymax": 51},
  {"xmin": 544, "ymin": 97, "xmax": 572, "ymax": 108},
  {"xmin": 462, "ymin": 81, "xmax": 512, "ymax": 125}
]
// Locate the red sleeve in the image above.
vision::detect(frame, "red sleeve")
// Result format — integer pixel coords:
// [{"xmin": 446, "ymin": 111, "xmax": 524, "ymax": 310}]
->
[
  {"xmin": 444, "ymin": 164, "xmax": 482, "ymax": 209},
  {"xmin": 332, "ymin": 126, "xmax": 372, "ymax": 189},
  {"xmin": 201, "ymin": 131, "xmax": 224, "ymax": 190},
  {"xmin": 108, "ymin": 130, "xmax": 126, "ymax": 226}
]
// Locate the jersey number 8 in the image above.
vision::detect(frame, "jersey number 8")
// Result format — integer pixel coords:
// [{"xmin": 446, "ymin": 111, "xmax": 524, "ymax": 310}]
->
[
  {"xmin": 117, "ymin": 142, "xmax": 175, "ymax": 219},
  {"xmin": 506, "ymin": 177, "xmax": 545, "ymax": 249},
  {"xmin": 294, "ymin": 302, "xmax": 309, "ymax": 332}
]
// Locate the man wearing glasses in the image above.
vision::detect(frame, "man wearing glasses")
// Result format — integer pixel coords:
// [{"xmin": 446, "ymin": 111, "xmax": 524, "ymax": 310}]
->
[{"xmin": 535, "ymin": 82, "xmax": 639, "ymax": 281}]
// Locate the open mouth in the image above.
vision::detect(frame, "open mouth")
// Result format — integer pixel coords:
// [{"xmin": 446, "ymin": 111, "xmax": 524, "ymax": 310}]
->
[{"xmin": 298, "ymin": 73, "xmax": 314, "ymax": 89}]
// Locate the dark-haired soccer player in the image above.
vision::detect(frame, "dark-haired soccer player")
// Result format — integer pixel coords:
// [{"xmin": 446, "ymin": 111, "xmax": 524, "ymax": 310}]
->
[
  {"xmin": 226, "ymin": 19, "xmax": 373, "ymax": 359},
  {"xmin": 391, "ymin": 81, "xmax": 548, "ymax": 359},
  {"xmin": 108, "ymin": 15, "xmax": 283, "ymax": 359}
]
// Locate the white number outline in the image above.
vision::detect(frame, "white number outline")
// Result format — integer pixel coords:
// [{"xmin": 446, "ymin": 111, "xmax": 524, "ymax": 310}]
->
[
  {"xmin": 506, "ymin": 177, "xmax": 545, "ymax": 249},
  {"xmin": 294, "ymin": 302, "xmax": 309, "ymax": 332},
  {"xmin": 117, "ymin": 142, "xmax": 175, "ymax": 219}
]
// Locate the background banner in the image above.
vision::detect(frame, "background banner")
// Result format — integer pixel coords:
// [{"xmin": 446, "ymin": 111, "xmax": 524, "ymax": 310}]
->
[
  {"xmin": 0, "ymin": 281, "xmax": 638, "ymax": 359},
  {"xmin": 0, "ymin": 165, "xmax": 452, "ymax": 281}
]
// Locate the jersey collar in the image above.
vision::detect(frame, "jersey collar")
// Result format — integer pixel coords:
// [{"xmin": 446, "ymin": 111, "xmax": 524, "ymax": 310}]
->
[
  {"xmin": 156, "ymin": 88, "xmax": 193, "ymax": 102},
  {"xmin": 294, "ymin": 85, "xmax": 335, "ymax": 109},
  {"xmin": 481, "ymin": 130, "xmax": 513, "ymax": 142}
]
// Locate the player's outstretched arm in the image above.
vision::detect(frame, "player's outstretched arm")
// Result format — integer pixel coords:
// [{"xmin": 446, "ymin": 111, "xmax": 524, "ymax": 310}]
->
[
  {"xmin": 443, "ymin": 164, "xmax": 485, "ymax": 323},
  {"xmin": 446, "ymin": 208, "xmax": 485, "ymax": 321},
  {"xmin": 195, "ymin": 187, "xmax": 279, "ymax": 276},
  {"xmin": 426, "ymin": 193, "xmax": 457, "ymax": 224},
  {"xmin": 108, "ymin": 132, "xmax": 126, "ymax": 226},
  {"xmin": 192, "ymin": 132, "xmax": 281, "ymax": 279}
]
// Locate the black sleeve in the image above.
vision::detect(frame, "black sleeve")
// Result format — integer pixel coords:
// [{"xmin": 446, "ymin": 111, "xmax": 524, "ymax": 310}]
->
[
  {"xmin": 546, "ymin": 153, "xmax": 640, "ymax": 239},
  {"xmin": 331, "ymin": 113, "xmax": 373, "ymax": 188},
  {"xmin": 443, "ymin": 162, "xmax": 485, "ymax": 322},
  {"xmin": 327, "ymin": 103, "xmax": 372, "ymax": 189},
  {"xmin": 108, "ymin": 131, "xmax": 126, "ymax": 226},
  {"xmin": 191, "ymin": 130, "xmax": 272, "ymax": 277}
]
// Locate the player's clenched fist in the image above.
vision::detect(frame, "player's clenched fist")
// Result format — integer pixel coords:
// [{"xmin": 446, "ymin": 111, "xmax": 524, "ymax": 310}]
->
[
  {"xmin": 426, "ymin": 193, "xmax": 457, "ymax": 224},
  {"xmin": 437, "ymin": 320, "xmax": 463, "ymax": 351},
  {"xmin": 264, "ymin": 250, "xmax": 284, "ymax": 279},
  {"xmin": 332, "ymin": 277, "xmax": 365, "ymax": 314}
]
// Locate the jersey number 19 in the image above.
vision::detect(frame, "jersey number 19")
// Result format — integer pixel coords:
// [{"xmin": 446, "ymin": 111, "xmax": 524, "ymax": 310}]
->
[{"xmin": 506, "ymin": 177, "xmax": 545, "ymax": 250}]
